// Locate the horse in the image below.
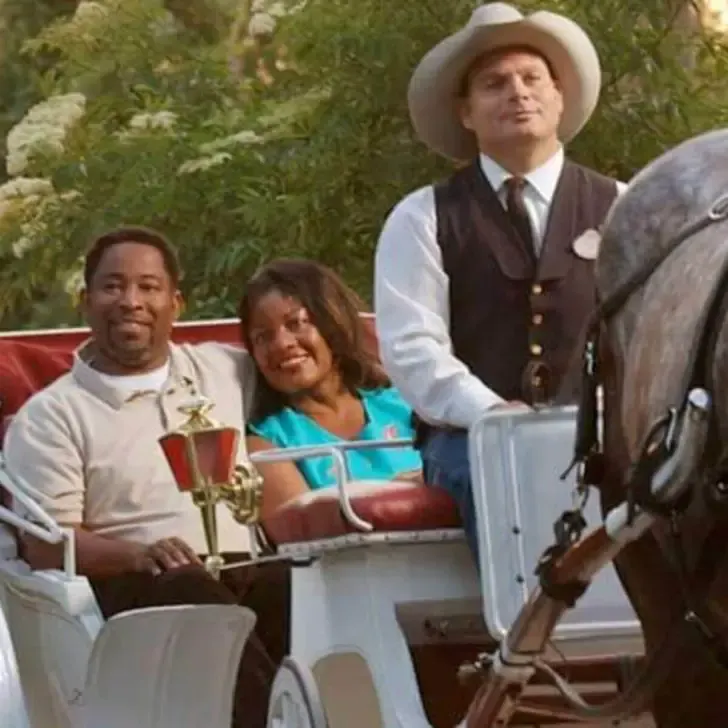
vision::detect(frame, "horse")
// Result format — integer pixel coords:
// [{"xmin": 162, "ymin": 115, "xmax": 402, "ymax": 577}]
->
[{"xmin": 588, "ymin": 127, "xmax": 728, "ymax": 726}]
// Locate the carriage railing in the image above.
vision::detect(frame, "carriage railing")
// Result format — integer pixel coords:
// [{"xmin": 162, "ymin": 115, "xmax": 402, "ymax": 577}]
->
[{"xmin": 0, "ymin": 452, "xmax": 76, "ymax": 577}]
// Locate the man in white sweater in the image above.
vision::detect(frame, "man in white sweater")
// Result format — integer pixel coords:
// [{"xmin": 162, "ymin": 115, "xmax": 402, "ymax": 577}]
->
[{"xmin": 4, "ymin": 225, "xmax": 285, "ymax": 727}]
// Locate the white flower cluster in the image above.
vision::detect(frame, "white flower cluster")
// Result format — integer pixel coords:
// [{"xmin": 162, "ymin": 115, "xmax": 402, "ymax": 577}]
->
[
  {"xmin": 6, "ymin": 93, "xmax": 87, "ymax": 177},
  {"xmin": 0, "ymin": 177, "xmax": 54, "ymax": 201},
  {"xmin": 61, "ymin": 1, "xmax": 112, "ymax": 51},
  {"xmin": 248, "ymin": 0, "xmax": 306, "ymax": 38},
  {"xmin": 11, "ymin": 188, "xmax": 81, "ymax": 262},
  {"xmin": 0, "ymin": 178, "xmax": 56, "ymax": 252},
  {"xmin": 178, "ymin": 130, "xmax": 264, "ymax": 176},
  {"xmin": 0, "ymin": 177, "xmax": 81, "ymax": 258},
  {"xmin": 178, "ymin": 152, "xmax": 232, "ymax": 175},
  {"xmin": 252, "ymin": 0, "xmax": 306, "ymax": 16},
  {"xmin": 129, "ymin": 110, "xmax": 178, "ymax": 131},
  {"xmin": 11, "ymin": 217, "xmax": 50, "ymax": 259},
  {"xmin": 703, "ymin": 0, "xmax": 728, "ymax": 29},
  {"xmin": 116, "ymin": 110, "xmax": 178, "ymax": 142},
  {"xmin": 64, "ymin": 268, "xmax": 86, "ymax": 298},
  {"xmin": 248, "ymin": 12, "xmax": 277, "ymax": 37},
  {"xmin": 199, "ymin": 130, "xmax": 263, "ymax": 154},
  {"xmin": 150, "ymin": 10, "xmax": 179, "ymax": 39},
  {"xmin": 73, "ymin": 1, "xmax": 110, "ymax": 25}
]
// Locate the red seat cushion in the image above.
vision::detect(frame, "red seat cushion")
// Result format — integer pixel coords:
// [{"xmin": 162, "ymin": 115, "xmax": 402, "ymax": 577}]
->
[
  {"xmin": 0, "ymin": 341, "xmax": 74, "ymax": 439},
  {"xmin": 262, "ymin": 482, "xmax": 461, "ymax": 545}
]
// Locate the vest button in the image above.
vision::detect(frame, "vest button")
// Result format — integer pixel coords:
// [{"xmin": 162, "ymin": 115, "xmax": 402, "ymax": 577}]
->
[
  {"xmin": 532, "ymin": 313, "xmax": 543, "ymax": 325},
  {"xmin": 530, "ymin": 344, "xmax": 543, "ymax": 356},
  {"xmin": 532, "ymin": 283, "xmax": 543, "ymax": 295}
]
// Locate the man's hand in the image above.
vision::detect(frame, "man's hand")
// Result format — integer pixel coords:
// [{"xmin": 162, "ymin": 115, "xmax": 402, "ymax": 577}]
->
[
  {"xmin": 139, "ymin": 537, "xmax": 203, "ymax": 575},
  {"xmin": 22, "ymin": 529, "xmax": 204, "ymax": 579}
]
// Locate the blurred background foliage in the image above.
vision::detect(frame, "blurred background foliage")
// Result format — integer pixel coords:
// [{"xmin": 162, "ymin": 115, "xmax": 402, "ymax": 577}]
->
[{"xmin": 0, "ymin": 0, "xmax": 726, "ymax": 329}]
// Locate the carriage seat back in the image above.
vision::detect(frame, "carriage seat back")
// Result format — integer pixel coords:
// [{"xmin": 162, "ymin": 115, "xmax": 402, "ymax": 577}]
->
[
  {"xmin": 0, "ymin": 341, "xmax": 72, "ymax": 442},
  {"xmin": 0, "ymin": 320, "xmax": 249, "ymax": 439}
]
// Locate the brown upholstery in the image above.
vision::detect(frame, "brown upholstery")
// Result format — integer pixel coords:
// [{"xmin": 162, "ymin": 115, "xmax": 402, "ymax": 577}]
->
[{"xmin": 263, "ymin": 482, "xmax": 460, "ymax": 545}]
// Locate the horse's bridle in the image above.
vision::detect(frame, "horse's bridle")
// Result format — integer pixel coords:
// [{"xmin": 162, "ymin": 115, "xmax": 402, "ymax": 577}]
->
[{"xmin": 556, "ymin": 190, "xmax": 728, "ymax": 718}]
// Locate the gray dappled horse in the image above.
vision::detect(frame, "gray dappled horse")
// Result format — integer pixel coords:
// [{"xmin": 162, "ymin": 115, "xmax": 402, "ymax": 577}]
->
[{"xmin": 588, "ymin": 128, "xmax": 728, "ymax": 725}]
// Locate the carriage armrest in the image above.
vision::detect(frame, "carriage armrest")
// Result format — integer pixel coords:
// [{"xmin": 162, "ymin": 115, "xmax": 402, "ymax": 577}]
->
[
  {"xmin": 251, "ymin": 438, "xmax": 424, "ymax": 532},
  {"xmin": 262, "ymin": 481, "xmax": 460, "ymax": 545},
  {"xmin": 250, "ymin": 438, "xmax": 460, "ymax": 544}
]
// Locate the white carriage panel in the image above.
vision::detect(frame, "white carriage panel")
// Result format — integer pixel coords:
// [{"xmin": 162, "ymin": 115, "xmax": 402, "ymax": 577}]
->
[
  {"xmin": 0, "ymin": 563, "xmax": 99, "ymax": 728},
  {"xmin": 81, "ymin": 604, "xmax": 255, "ymax": 728},
  {"xmin": 0, "ymin": 523, "xmax": 17, "ymax": 561},
  {"xmin": 0, "ymin": 602, "xmax": 31, "ymax": 728},
  {"xmin": 288, "ymin": 540, "xmax": 480, "ymax": 728},
  {"xmin": 469, "ymin": 406, "xmax": 644, "ymax": 654}
]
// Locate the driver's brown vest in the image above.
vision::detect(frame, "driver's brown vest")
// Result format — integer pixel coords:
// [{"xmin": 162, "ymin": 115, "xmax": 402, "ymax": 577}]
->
[{"xmin": 435, "ymin": 159, "xmax": 618, "ymax": 406}]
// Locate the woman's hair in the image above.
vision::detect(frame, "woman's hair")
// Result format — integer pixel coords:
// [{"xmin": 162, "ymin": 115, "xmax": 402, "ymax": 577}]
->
[{"xmin": 239, "ymin": 258, "xmax": 390, "ymax": 419}]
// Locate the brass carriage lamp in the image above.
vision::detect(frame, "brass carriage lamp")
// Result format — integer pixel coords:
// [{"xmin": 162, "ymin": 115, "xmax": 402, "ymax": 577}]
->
[{"xmin": 158, "ymin": 396, "xmax": 264, "ymax": 579}]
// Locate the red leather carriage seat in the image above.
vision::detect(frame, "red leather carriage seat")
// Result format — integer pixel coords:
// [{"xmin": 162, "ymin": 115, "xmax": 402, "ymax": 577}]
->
[
  {"xmin": 262, "ymin": 481, "xmax": 461, "ymax": 545},
  {"xmin": 0, "ymin": 341, "xmax": 73, "ymax": 441},
  {"xmin": 0, "ymin": 317, "xmax": 461, "ymax": 542}
]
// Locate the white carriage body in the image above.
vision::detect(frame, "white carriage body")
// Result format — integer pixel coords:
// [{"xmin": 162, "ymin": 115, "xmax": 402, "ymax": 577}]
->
[{"xmin": 0, "ymin": 321, "xmax": 652, "ymax": 727}]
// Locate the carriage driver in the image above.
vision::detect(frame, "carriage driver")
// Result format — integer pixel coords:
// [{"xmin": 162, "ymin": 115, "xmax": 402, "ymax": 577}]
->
[{"xmin": 374, "ymin": 3, "xmax": 628, "ymax": 564}]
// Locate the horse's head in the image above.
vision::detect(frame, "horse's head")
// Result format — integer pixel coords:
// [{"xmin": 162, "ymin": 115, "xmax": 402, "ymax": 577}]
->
[
  {"xmin": 593, "ymin": 128, "xmax": 728, "ymax": 625},
  {"xmin": 596, "ymin": 128, "xmax": 728, "ymax": 469}
]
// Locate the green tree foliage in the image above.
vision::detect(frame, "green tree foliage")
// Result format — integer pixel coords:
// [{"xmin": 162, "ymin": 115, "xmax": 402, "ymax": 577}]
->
[
  {"xmin": 0, "ymin": 0, "xmax": 73, "ymax": 166},
  {"xmin": 0, "ymin": 0, "xmax": 726, "ymax": 329}
]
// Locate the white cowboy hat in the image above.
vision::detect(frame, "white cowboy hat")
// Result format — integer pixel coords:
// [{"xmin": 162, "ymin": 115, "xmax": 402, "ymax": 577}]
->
[{"xmin": 408, "ymin": 3, "xmax": 602, "ymax": 161}]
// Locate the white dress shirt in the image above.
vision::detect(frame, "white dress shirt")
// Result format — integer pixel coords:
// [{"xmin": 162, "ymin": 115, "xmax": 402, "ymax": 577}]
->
[{"xmin": 373, "ymin": 147, "xmax": 628, "ymax": 430}]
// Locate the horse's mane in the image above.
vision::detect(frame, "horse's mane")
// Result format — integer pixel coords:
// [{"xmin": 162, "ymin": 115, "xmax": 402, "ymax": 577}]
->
[{"xmin": 597, "ymin": 129, "xmax": 728, "ymax": 307}]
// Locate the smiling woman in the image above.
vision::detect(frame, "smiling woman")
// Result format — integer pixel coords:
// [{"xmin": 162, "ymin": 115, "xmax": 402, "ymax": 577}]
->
[{"xmin": 238, "ymin": 258, "xmax": 423, "ymax": 518}]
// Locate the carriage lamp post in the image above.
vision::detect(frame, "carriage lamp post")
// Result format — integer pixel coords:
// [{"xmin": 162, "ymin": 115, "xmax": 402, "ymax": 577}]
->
[{"xmin": 158, "ymin": 397, "xmax": 264, "ymax": 579}]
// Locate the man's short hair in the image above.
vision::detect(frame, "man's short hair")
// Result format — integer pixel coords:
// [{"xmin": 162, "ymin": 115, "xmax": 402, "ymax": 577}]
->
[{"xmin": 83, "ymin": 225, "xmax": 182, "ymax": 288}]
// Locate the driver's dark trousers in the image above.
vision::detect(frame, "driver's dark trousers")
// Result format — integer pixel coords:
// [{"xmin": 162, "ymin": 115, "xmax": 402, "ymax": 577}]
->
[{"xmin": 90, "ymin": 558, "xmax": 290, "ymax": 728}]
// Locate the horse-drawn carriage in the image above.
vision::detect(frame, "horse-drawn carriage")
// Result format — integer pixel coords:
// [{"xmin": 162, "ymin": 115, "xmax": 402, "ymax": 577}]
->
[
  {"xmin": 1, "ymin": 127, "xmax": 727, "ymax": 727},
  {"xmin": 0, "ymin": 317, "xmax": 654, "ymax": 728}
]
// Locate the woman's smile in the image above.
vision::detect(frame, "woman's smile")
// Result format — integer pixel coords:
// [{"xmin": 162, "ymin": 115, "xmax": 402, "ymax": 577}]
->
[{"xmin": 276, "ymin": 353, "xmax": 310, "ymax": 371}]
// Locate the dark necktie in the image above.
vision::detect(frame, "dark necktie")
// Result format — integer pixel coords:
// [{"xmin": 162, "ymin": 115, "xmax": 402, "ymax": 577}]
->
[{"xmin": 504, "ymin": 176, "xmax": 535, "ymax": 252}]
